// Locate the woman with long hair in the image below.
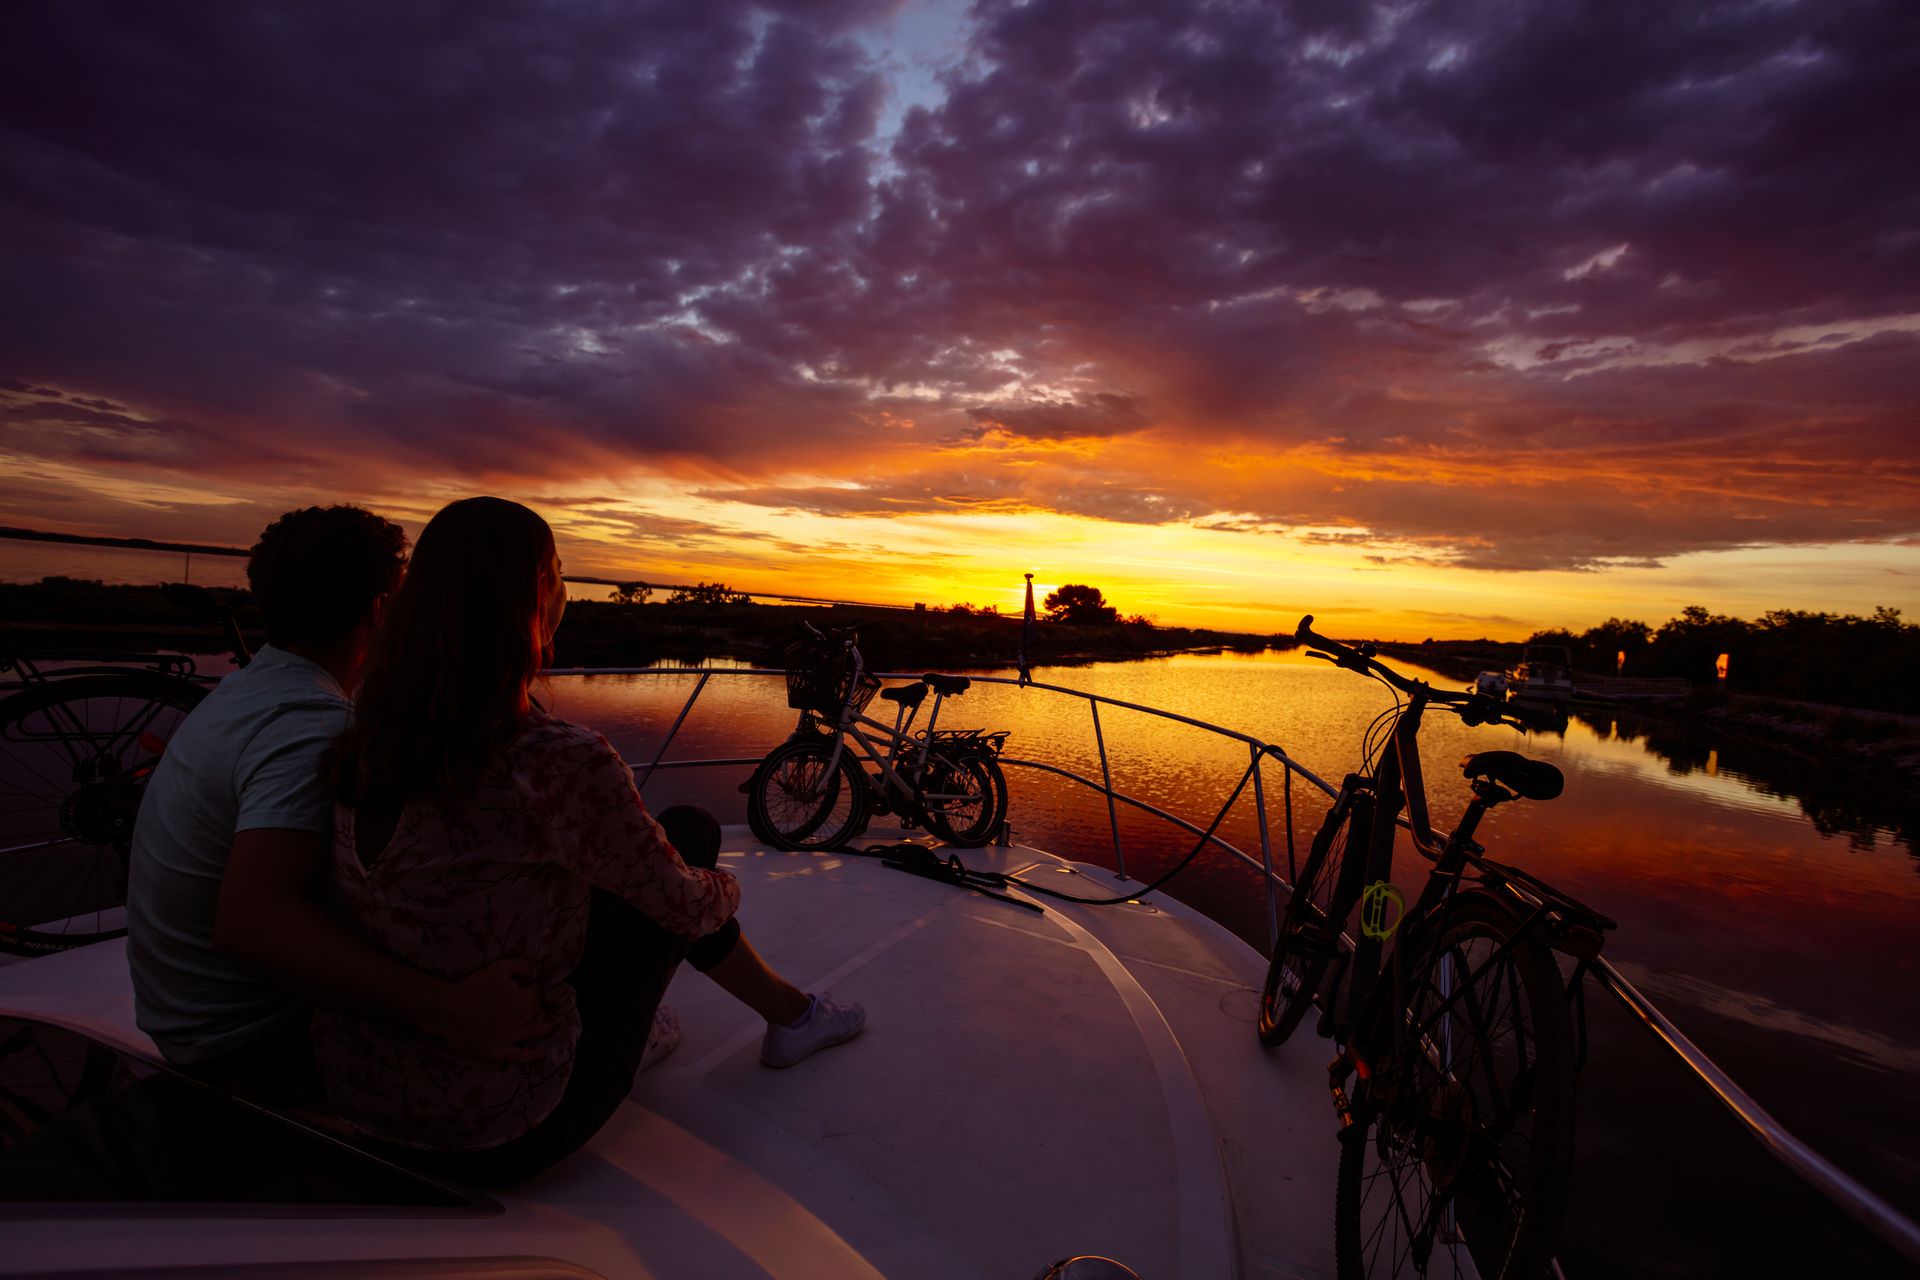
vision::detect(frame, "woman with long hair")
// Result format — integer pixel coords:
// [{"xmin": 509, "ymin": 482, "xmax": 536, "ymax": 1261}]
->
[{"xmin": 315, "ymin": 496, "xmax": 863, "ymax": 1185}]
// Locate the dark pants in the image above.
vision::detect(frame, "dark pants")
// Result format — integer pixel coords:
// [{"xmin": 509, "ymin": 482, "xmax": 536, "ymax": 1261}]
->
[
  {"xmin": 176, "ymin": 1012, "xmax": 325, "ymax": 1110},
  {"xmin": 379, "ymin": 804, "xmax": 739, "ymax": 1188}
]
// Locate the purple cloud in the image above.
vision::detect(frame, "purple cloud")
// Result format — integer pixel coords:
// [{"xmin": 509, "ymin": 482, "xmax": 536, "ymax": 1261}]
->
[{"xmin": 0, "ymin": 0, "xmax": 1914, "ymax": 574}]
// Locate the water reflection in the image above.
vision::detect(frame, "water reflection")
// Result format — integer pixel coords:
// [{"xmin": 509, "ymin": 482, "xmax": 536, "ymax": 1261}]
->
[{"xmin": 1569, "ymin": 704, "xmax": 1918, "ymax": 860}]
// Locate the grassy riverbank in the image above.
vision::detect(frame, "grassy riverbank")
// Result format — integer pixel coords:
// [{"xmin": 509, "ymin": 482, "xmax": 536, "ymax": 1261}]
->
[
  {"xmin": 551, "ymin": 599, "xmax": 1279, "ymax": 669},
  {"xmin": 0, "ymin": 578, "xmax": 1277, "ymax": 671}
]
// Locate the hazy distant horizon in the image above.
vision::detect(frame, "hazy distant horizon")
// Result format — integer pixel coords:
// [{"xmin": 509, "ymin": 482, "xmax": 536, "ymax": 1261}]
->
[{"xmin": 6, "ymin": 527, "xmax": 1908, "ymax": 647}]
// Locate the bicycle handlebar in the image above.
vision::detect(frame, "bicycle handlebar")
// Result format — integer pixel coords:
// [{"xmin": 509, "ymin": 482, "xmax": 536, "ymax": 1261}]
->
[
  {"xmin": 1297, "ymin": 615, "xmax": 1556, "ymax": 733},
  {"xmin": 1297, "ymin": 614, "xmax": 1405, "ymax": 687},
  {"xmin": 801, "ymin": 620, "xmax": 861, "ymax": 646}
]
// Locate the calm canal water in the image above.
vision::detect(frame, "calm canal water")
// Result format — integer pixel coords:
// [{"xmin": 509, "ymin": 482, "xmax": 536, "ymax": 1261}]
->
[
  {"xmin": 0, "ymin": 541, "xmax": 251, "ymax": 589},
  {"xmin": 546, "ymin": 647, "xmax": 1918, "ymax": 1277}
]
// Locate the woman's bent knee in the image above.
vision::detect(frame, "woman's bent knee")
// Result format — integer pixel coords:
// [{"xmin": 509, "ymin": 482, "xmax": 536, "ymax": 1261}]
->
[
  {"xmin": 654, "ymin": 805, "xmax": 721, "ymax": 870},
  {"xmin": 687, "ymin": 916, "xmax": 741, "ymax": 972}
]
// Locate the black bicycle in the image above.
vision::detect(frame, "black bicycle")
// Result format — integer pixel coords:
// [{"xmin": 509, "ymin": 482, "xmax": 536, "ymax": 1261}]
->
[
  {"xmin": 0, "ymin": 627, "xmax": 249, "ymax": 956},
  {"xmin": 1259, "ymin": 616, "xmax": 1615, "ymax": 1280},
  {"xmin": 746, "ymin": 625, "xmax": 1010, "ymax": 851}
]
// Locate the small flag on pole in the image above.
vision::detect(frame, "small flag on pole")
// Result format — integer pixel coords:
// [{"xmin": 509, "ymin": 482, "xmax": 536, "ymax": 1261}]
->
[{"xmin": 1018, "ymin": 572, "xmax": 1036, "ymax": 686}]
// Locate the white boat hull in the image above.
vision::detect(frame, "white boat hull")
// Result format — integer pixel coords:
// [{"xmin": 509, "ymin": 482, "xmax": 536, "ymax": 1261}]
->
[{"xmin": 0, "ymin": 831, "xmax": 1344, "ymax": 1279}]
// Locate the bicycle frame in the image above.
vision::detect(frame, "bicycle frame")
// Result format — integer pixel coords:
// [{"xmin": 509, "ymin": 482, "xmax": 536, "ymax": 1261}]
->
[
  {"xmin": 1319, "ymin": 680, "xmax": 1559, "ymax": 1096},
  {"xmin": 1327, "ymin": 690, "xmax": 1456, "ymax": 1023}
]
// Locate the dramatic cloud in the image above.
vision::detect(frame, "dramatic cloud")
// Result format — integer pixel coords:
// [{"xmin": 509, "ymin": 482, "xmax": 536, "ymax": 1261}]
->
[
  {"xmin": 1, "ymin": 0, "xmax": 1916, "ymax": 588},
  {"xmin": 967, "ymin": 393, "xmax": 1149, "ymax": 441}
]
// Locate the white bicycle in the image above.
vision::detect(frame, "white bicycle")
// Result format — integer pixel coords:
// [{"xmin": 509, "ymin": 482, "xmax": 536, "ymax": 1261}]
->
[{"xmin": 745, "ymin": 625, "xmax": 1009, "ymax": 850}]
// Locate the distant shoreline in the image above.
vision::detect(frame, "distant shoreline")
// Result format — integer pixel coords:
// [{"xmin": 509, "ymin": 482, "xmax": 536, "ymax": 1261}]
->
[
  {"xmin": 9, "ymin": 580, "xmax": 1912, "ymax": 790},
  {"xmin": 0, "ymin": 579, "xmax": 1283, "ymax": 672}
]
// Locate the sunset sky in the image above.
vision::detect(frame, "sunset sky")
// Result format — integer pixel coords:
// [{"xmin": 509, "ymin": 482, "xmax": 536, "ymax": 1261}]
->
[{"xmin": 3, "ymin": 0, "xmax": 1916, "ymax": 638}]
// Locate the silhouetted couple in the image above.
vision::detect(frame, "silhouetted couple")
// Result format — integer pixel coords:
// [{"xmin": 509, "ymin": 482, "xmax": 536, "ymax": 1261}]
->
[{"xmin": 129, "ymin": 497, "xmax": 863, "ymax": 1186}]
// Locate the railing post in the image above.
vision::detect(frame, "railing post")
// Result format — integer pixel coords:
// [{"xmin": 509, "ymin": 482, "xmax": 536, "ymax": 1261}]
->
[
  {"xmin": 1250, "ymin": 744, "xmax": 1279, "ymax": 952},
  {"xmin": 1090, "ymin": 700, "xmax": 1126, "ymax": 881},
  {"xmin": 637, "ymin": 671, "xmax": 711, "ymax": 792}
]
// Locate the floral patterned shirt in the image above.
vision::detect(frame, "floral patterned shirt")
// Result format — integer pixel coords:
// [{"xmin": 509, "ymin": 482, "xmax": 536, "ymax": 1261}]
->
[{"xmin": 311, "ymin": 713, "xmax": 740, "ymax": 1150}]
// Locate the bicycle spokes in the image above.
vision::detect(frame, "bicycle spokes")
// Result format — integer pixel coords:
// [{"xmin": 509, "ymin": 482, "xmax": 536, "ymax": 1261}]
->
[
  {"xmin": 0, "ymin": 672, "xmax": 204, "ymax": 951},
  {"xmin": 1340, "ymin": 894, "xmax": 1570, "ymax": 1279}
]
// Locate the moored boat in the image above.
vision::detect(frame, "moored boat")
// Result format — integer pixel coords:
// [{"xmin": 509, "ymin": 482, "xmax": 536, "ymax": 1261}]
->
[{"xmin": 1508, "ymin": 644, "xmax": 1576, "ymax": 704}]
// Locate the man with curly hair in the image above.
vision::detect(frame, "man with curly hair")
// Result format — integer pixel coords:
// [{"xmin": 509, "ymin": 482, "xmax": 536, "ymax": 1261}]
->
[{"xmin": 128, "ymin": 506, "xmax": 547, "ymax": 1099}]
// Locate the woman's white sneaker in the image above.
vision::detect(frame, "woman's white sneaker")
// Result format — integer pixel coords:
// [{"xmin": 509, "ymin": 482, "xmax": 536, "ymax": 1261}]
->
[
  {"xmin": 640, "ymin": 1004, "xmax": 682, "ymax": 1072},
  {"xmin": 760, "ymin": 994, "xmax": 866, "ymax": 1068}
]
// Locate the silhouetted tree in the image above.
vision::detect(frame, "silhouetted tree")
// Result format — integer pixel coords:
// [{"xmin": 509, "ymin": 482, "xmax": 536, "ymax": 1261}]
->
[
  {"xmin": 610, "ymin": 581, "xmax": 651, "ymax": 605},
  {"xmin": 1584, "ymin": 617, "xmax": 1653, "ymax": 672},
  {"xmin": 1043, "ymin": 583, "xmax": 1119, "ymax": 625},
  {"xmin": 666, "ymin": 581, "xmax": 750, "ymax": 605},
  {"xmin": 1525, "ymin": 627, "xmax": 1581, "ymax": 652},
  {"xmin": 1524, "ymin": 618, "xmax": 1653, "ymax": 672},
  {"xmin": 1646, "ymin": 604, "xmax": 1749, "ymax": 681}
]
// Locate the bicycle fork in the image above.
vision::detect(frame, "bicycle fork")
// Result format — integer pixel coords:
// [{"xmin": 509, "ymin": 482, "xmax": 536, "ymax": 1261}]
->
[
  {"xmin": 1325, "ymin": 914, "xmax": 1417, "ymax": 1138},
  {"xmin": 1329, "ymin": 1053, "xmax": 1360, "ymax": 1132}
]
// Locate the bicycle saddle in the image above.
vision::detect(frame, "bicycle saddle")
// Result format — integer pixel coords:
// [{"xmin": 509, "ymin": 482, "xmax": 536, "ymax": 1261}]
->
[
  {"xmin": 1460, "ymin": 751, "xmax": 1564, "ymax": 801},
  {"xmin": 923, "ymin": 674, "xmax": 971, "ymax": 696},
  {"xmin": 881, "ymin": 682, "xmax": 928, "ymax": 706}
]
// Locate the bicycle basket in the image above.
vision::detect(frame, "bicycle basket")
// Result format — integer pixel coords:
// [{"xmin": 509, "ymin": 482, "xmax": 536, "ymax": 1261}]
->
[{"xmin": 783, "ymin": 639, "xmax": 880, "ymax": 715}]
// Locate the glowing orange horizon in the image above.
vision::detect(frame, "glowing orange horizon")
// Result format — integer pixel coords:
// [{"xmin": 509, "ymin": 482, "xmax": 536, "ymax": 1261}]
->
[{"xmin": 5, "ymin": 407, "xmax": 1913, "ymax": 645}]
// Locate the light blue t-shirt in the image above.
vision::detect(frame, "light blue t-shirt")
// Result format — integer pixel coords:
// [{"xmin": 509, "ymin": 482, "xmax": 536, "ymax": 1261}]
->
[{"xmin": 126, "ymin": 645, "xmax": 350, "ymax": 1064}]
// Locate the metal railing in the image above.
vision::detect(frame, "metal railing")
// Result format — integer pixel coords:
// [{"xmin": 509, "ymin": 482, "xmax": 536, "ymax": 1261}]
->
[{"xmin": 546, "ymin": 662, "xmax": 1920, "ymax": 1265}]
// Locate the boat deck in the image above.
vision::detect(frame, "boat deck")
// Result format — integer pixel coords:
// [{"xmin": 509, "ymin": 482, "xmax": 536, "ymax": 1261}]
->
[{"xmin": 0, "ymin": 831, "xmax": 1342, "ymax": 1279}]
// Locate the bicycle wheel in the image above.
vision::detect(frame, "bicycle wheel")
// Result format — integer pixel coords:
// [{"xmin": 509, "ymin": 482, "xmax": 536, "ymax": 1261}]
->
[
  {"xmin": 747, "ymin": 740, "xmax": 867, "ymax": 851},
  {"xmin": 0, "ymin": 671, "xmax": 206, "ymax": 954},
  {"xmin": 981, "ymin": 752, "xmax": 1009, "ymax": 835},
  {"xmin": 744, "ymin": 758, "xmax": 779, "ymax": 846},
  {"xmin": 1334, "ymin": 890, "xmax": 1574, "ymax": 1280},
  {"xmin": 918, "ymin": 751, "xmax": 1003, "ymax": 847},
  {"xmin": 1259, "ymin": 791, "xmax": 1370, "ymax": 1046}
]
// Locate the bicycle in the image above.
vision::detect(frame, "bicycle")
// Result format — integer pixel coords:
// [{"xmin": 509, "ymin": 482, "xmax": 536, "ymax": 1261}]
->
[
  {"xmin": 1258, "ymin": 616, "xmax": 1616, "ymax": 1280},
  {"xmin": 0, "ymin": 622, "xmax": 250, "ymax": 955},
  {"xmin": 745, "ymin": 625, "xmax": 1010, "ymax": 851}
]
